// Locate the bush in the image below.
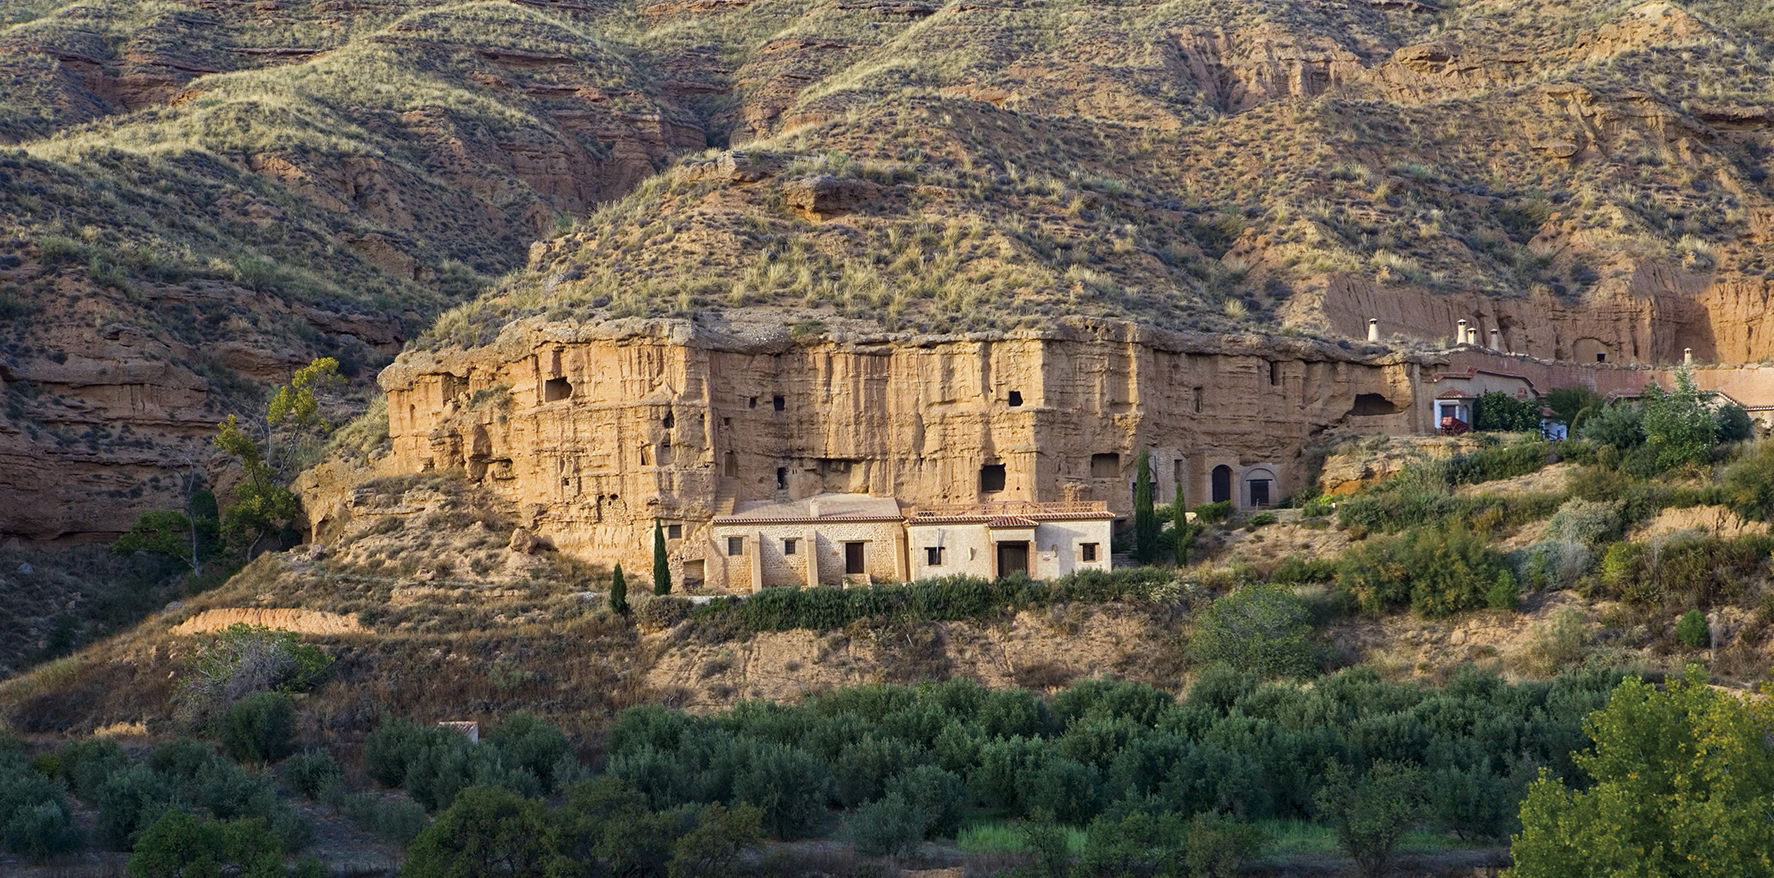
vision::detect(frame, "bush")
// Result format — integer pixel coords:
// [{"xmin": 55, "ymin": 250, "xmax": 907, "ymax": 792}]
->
[
  {"xmin": 1191, "ymin": 584, "xmax": 1322, "ymax": 678},
  {"xmin": 338, "ymin": 792, "xmax": 428, "ymax": 845},
  {"xmin": 1675, "ymin": 610, "xmax": 1709, "ymax": 648},
  {"xmin": 1185, "ymin": 813, "xmax": 1265, "ymax": 878},
  {"xmin": 1194, "ymin": 501, "xmax": 1233, "ymax": 524},
  {"xmin": 220, "ymin": 691, "xmax": 295, "ymax": 764},
  {"xmin": 1315, "ymin": 761, "xmax": 1426, "ymax": 878},
  {"xmin": 127, "ymin": 810, "xmax": 284, "ymax": 878},
  {"xmin": 0, "ymin": 749, "xmax": 81, "ymax": 858},
  {"xmin": 730, "ymin": 742, "xmax": 833, "ymax": 839},
  {"xmin": 402, "ymin": 785, "xmax": 549, "ymax": 878},
  {"xmin": 667, "ymin": 803, "xmax": 762, "ymax": 878},
  {"xmin": 1076, "ymin": 809, "xmax": 1190, "ymax": 877},
  {"xmin": 1579, "ymin": 402, "xmax": 1644, "ymax": 450},
  {"xmin": 1244, "ymin": 511, "xmax": 1277, "ymax": 529},
  {"xmin": 884, "ymin": 765, "xmax": 968, "ymax": 839},
  {"xmin": 1510, "ymin": 668, "xmax": 1774, "ymax": 877},
  {"xmin": 847, "ymin": 793, "xmax": 926, "ymax": 856},
  {"xmin": 1474, "ymin": 392, "xmax": 1541, "ymax": 433},
  {"xmin": 1543, "ymin": 498, "xmax": 1623, "ymax": 547},
  {"xmin": 1271, "ymin": 556, "xmax": 1337, "ymax": 584},
  {"xmin": 1486, "ymin": 570, "xmax": 1520, "ymax": 611},
  {"xmin": 178, "ymin": 624, "xmax": 331, "ymax": 726},
  {"xmin": 279, "ymin": 750, "xmax": 342, "ymax": 800},
  {"xmin": 1337, "ymin": 527, "xmax": 1505, "ymax": 617},
  {"xmin": 1722, "ymin": 442, "xmax": 1774, "ymax": 522},
  {"xmin": 635, "ymin": 595, "xmax": 691, "ymax": 629}
]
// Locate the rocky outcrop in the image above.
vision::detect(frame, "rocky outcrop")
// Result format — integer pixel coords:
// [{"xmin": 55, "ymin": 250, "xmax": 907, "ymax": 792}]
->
[{"xmin": 362, "ymin": 317, "xmax": 1420, "ymax": 579}]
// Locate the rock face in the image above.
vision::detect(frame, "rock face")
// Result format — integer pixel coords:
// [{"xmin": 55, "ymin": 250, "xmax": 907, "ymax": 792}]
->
[{"xmin": 365, "ymin": 318, "xmax": 1420, "ymax": 578}]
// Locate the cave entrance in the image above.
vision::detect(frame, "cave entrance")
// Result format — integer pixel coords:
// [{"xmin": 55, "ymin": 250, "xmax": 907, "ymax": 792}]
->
[
  {"xmin": 1211, "ymin": 465, "xmax": 1233, "ymax": 504},
  {"xmin": 543, "ymin": 377, "xmax": 572, "ymax": 402}
]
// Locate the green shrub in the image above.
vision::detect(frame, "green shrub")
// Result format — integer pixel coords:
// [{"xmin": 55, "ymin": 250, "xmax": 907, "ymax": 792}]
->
[
  {"xmin": 1579, "ymin": 402, "xmax": 1644, "ymax": 450},
  {"xmin": 885, "ymin": 765, "xmax": 968, "ymax": 839},
  {"xmin": 278, "ymin": 750, "xmax": 342, "ymax": 800},
  {"xmin": 401, "ymin": 786, "xmax": 549, "ymax": 878},
  {"xmin": 127, "ymin": 810, "xmax": 284, "ymax": 878},
  {"xmin": 1675, "ymin": 610, "xmax": 1709, "ymax": 648},
  {"xmin": 1337, "ymin": 528, "xmax": 1505, "ymax": 617},
  {"xmin": 1473, "ymin": 392, "xmax": 1541, "ymax": 433},
  {"xmin": 0, "ymin": 749, "xmax": 81, "ymax": 858},
  {"xmin": 1271, "ymin": 556, "xmax": 1338, "ymax": 584},
  {"xmin": 1076, "ymin": 809, "xmax": 1190, "ymax": 877},
  {"xmin": 178, "ymin": 624, "xmax": 331, "ymax": 725},
  {"xmin": 1185, "ymin": 813, "xmax": 1265, "ymax": 878},
  {"xmin": 1544, "ymin": 499, "xmax": 1623, "ymax": 546},
  {"xmin": 1722, "ymin": 442, "xmax": 1774, "ymax": 522},
  {"xmin": 1245, "ymin": 511, "xmax": 1277, "ymax": 529},
  {"xmin": 847, "ymin": 793, "xmax": 927, "ymax": 856},
  {"xmin": 730, "ymin": 742, "xmax": 833, "ymax": 839},
  {"xmin": 1194, "ymin": 501, "xmax": 1233, "ymax": 524},
  {"xmin": 1315, "ymin": 761, "xmax": 1426, "ymax": 878},
  {"xmin": 338, "ymin": 791, "xmax": 428, "ymax": 844},
  {"xmin": 635, "ymin": 595, "xmax": 691, "ymax": 629},
  {"xmin": 219, "ymin": 691, "xmax": 295, "ymax": 764},
  {"xmin": 1486, "ymin": 570, "xmax": 1520, "ymax": 611},
  {"xmin": 1191, "ymin": 584, "xmax": 1322, "ymax": 678}
]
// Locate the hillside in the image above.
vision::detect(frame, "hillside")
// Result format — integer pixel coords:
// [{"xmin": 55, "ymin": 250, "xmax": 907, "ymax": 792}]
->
[{"xmin": 8, "ymin": 0, "xmax": 1774, "ymax": 542}]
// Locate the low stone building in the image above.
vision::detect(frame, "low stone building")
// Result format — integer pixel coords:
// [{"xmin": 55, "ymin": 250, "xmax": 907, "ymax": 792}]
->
[
  {"xmin": 705, "ymin": 494, "xmax": 908, "ymax": 591},
  {"xmin": 704, "ymin": 494, "xmax": 1113, "ymax": 591},
  {"xmin": 904, "ymin": 500, "xmax": 1114, "ymax": 581}
]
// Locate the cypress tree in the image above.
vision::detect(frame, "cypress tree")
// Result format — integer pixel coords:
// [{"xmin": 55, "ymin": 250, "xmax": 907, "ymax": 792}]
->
[
  {"xmin": 609, "ymin": 564, "xmax": 628, "ymax": 614},
  {"xmin": 1134, "ymin": 449, "xmax": 1157, "ymax": 564},
  {"xmin": 653, "ymin": 519, "xmax": 672, "ymax": 595},
  {"xmin": 1173, "ymin": 483, "xmax": 1194, "ymax": 566}
]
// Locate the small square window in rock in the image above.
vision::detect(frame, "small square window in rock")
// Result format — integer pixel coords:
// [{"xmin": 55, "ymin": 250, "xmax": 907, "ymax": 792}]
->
[
  {"xmin": 727, "ymin": 536, "xmax": 744, "ymax": 556},
  {"xmin": 783, "ymin": 538, "xmax": 798, "ymax": 555},
  {"xmin": 544, "ymin": 376, "xmax": 572, "ymax": 402},
  {"xmin": 980, "ymin": 464, "xmax": 1007, "ymax": 493},
  {"xmin": 1008, "ymin": 390, "xmax": 1023, "ymax": 407},
  {"xmin": 748, "ymin": 396, "xmax": 758, "ymax": 408},
  {"xmin": 776, "ymin": 467, "xmax": 788, "ymax": 490},
  {"xmin": 1081, "ymin": 542, "xmax": 1099, "ymax": 562},
  {"xmin": 773, "ymin": 394, "xmax": 785, "ymax": 411},
  {"xmin": 1090, "ymin": 452, "xmax": 1119, "ymax": 478},
  {"xmin": 667, "ymin": 524, "xmax": 682, "ymax": 540},
  {"xmin": 925, "ymin": 546, "xmax": 944, "ymax": 566}
]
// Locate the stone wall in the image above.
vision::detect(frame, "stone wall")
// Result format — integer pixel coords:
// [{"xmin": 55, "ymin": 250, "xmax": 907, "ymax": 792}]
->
[
  {"xmin": 705, "ymin": 519, "xmax": 905, "ymax": 591},
  {"xmin": 905, "ymin": 519, "xmax": 1112, "ymax": 581},
  {"xmin": 369, "ymin": 318, "xmax": 1421, "ymax": 580}
]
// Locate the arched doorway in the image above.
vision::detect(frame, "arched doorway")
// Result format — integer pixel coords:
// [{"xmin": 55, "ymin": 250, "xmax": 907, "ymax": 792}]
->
[
  {"xmin": 1242, "ymin": 464, "xmax": 1279, "ymax": 509},
  {"xmin": 1210, "ymin": 465, "xmax": 1233, "ymax": 504}
]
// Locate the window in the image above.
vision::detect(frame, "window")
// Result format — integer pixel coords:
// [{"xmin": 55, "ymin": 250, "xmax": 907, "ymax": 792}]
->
[
  {"xmin": 1193, "ymin": 387, "xmax": 1204, "ymax": 413},
  {"xmin": 662, "ymin": 412, "xmax": 674, "ymax": 429},
  {"xmin": 667, "ymin": 524, "xmax": 682, "ymax": 540},
  {"xmin": 772, "ymin": 394, "xmax": 785, "ymax": 411},
  {"xmin": 1008, "ymin": 390, "xmax": 1023, "ymax": 407},
  {"xmin": 980, "ymin": 463, "xmax": 1007, "ymax": 493},
  {"xmin": 727, "ymin": 536, "xmax": 744, "ymax": 556},
  {"xmin": 1080, "ymin": 542, "xmax": 1099, "ymax": 562},
  {"xmin": 776, "ymin": 467, "xmax": 788, "ymax": 490},
  {"xmin": 748, "ymin": 396, "xmax": 758, "ymax": 408},
  {"xmin": 925, "ymin": 546, "xmax": 944, "ymax": 566},
  {"xmin": 1090, "ymin": 452, "xmax": 1119, "ymax": 478},
  {"xmin": 1596, "ymin": 352, "xmax": 1607, "ymax": 363},
  {"xmin": 544, "ymin": 377, "xmax": 572, "ymax": 402},
  {"xmin": 1269, "ymin": 361, "xmax": 1280, "ymax": 386},
  {"xmin": 783, "ymin": 538, "xmax": 797, "ymax": 555},
  {"xmin": 1173, "ymin": 459, "xmax": 1185, "ymax": 485}
]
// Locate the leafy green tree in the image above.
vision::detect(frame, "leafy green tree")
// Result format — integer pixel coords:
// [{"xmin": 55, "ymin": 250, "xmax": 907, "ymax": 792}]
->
[
  {"xmin": 1674, "ymin": 610, "xmax": 1709, "ymax": 649},
  {"xmin": 847, "ymin": 793, "xmax": 927, "ymax": 856},
  {"xmin": 1173, "ymin": 484, "xmax": 1201, "ymax": 566},
  {"xmin": 1185, "ymin": 813, "xmax": 1265, "ymax": 878},
  {"xmin": 219, "ymin": 692, "xmax": 294, "ymax": 765},
  {"xmin": 1717, "ymin": 403, "xmax": 1754, "ymax": 442},
  {"xmin": 1579, "ymin": 402, "xmax": 1644, "ymax": 450},
  {"xmin": 265, "ymin": 357, "xmax": 343, "ymax": 476},
  {"xmin": 666, "ymin": 803, "xmax": 761, "ymax": 878},
  {"xmin": 1545, "ymin": 386, "xmax": 1603, "ymax": 428},
  {"xmin": 1640, "ymin": 369, "xmax": 1718, "ymax": 471},
  {"xmin": 214, "ymin": 416, "xmax": 300, "ymax": 556},
  {"xmin": 1474, "ymin": 391, "xmax": 1541, "ymax": 432},
  {"xmin": 610, "ymin": 564, "xmax": 629, "ymax": 614},
  {"xmin": 1315, "ymin": 761, "xmax": 1426, "ymax": 878},
  {"xmin": 1191, "ymin": 584, "xmax": 1320, "ymax": 678},
  {"xmin": 0, "ymin": 748, "xmax": 81, "ymax": 858},
  {"xmin": 1134, "ymin": 450, "xmax": 1158, "ymax": 564},
  {"xmin": 127, "ymin": 811, "xmax": 284, "ymax": 878},
  {"xmin": 402, "ymin": 786, "xmax": 550, "ymax": 878},
  {"xmin": 1486, "ymin": 569, "xmax": 1520, "ymax": 611},
  {"xmin": 1508, "ymin": 667, "xmax": 1774, "ymax": 877},
  {"xmin": 653, "ymin": 520, "xmax": 671, "ymax": 596},
  {"xmin": 278, "ymin": 750, "xmax": 342, "ymax": 801},
  {"xmin": 1722, "ymin": 442, "xmax": 1774, "ymax": 522},
  {"xmin": 730, "ymin": 742, "xmax": 832, "ymax": 839}
]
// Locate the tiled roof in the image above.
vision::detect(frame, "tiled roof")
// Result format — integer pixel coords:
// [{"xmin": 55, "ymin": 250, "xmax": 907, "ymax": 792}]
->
[
  {"xmin": 907, "ymin": 500, "xmax": 1113, "ymax": 524},
  {"xmin": 713, "ymin": 493, "xmax": 903, "ymax": 525}
]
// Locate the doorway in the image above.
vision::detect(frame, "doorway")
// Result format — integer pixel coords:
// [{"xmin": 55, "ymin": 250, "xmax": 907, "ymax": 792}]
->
[
  {"xmin": 1211, "ymin": 465, "xmax": 1233, "ymax": 504},
  {"xmin": 844, "ymin": 542, "xmax": 866, "ymax": 575},
  {"xmin": 996, "ymin": 541, "xmax": 1030, "ymax": 578}
]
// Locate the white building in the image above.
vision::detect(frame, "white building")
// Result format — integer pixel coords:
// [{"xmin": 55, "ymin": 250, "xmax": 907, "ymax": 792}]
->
[{"xmin": 704, "ymin": 495, "xmax": 1115, "ymax": 592}]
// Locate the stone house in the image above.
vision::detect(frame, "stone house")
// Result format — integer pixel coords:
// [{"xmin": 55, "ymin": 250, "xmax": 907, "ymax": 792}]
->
[
  {"xmin": 704, "ymin": 494, "xmax": 1113, "ymax": 592},
  {"xmin": 705, "ymin": 495, "xmax": 908, "ymax": 591},
  {"xmin": 904, "ymin": 500, "xmax": 1115, "ymax": 581}
]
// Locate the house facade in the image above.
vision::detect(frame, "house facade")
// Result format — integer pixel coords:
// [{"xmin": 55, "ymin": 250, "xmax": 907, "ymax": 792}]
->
[{"xmin": 704, "ymin": 494, "xmax": 1113, "ymax": 592}]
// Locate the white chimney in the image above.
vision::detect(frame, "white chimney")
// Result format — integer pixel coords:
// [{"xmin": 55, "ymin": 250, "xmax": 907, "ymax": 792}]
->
[
  {"xmin": 1489, "ymin": 328, "xmax": 1500, "ymax": 350},
  {"xmin": 1684, "ymin": 347, "xmax": 1693, "ymax": 365},
  {"xmin": 1456, "ymin": 319, "xmax": 1468, "ymax": 346},
  {"xmin": 1467, "ymin": 327, "xmax": 1479, "ymax": 346},
  {"xmin": 1367, "ymin": 318, "xmax": 1380, "ymax": 342}
]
